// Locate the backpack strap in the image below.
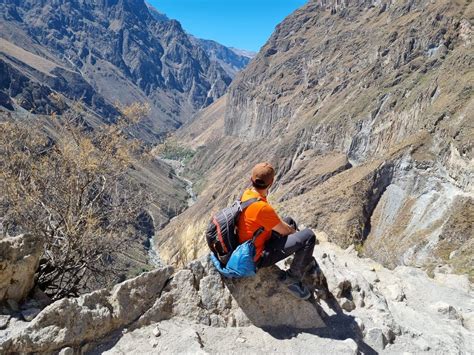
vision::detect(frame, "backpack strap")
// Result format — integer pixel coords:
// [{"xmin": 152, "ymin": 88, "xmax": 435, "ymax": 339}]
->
[
  {"xmin": 240, "ymin": 197, "xmax": 259, "ymax": 210},
  {"xmin": 251, "ymin": 227, "xmax": 265, "ymax": 243},
  {"xmin": 240, "ymin": 197, "xmax": 264, "ymax": 243}
]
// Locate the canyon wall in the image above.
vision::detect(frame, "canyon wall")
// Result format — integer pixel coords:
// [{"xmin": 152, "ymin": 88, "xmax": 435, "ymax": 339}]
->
[{"xmin": 159, "ymin": 0, "xmax": 473, "ymax": 279}]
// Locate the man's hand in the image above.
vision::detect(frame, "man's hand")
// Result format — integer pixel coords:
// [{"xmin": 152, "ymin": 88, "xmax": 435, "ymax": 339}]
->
[{"xmin": 272, "ymin": 220, "xmax": 297, "ymax": 236}]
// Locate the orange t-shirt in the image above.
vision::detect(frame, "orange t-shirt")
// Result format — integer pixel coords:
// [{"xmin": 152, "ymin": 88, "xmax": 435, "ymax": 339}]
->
[{"xmin": 237, "ymin": 188, "xmax": 281, "ymax": 261}]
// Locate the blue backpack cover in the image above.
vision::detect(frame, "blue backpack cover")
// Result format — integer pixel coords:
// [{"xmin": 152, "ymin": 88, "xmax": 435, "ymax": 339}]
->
[
  {"xmin": 210, "ymin": 226, "xmax": 264, "ymax": 278},
  {"xmin": 210, "ymin": 240, "xmax": 257, "ymax": 278}
]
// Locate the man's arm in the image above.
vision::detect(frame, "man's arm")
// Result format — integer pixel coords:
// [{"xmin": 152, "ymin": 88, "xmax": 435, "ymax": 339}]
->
[
  {"xmin": 257, "ymin": 204, "xmax": 296, "ymax": 236},
  {"xmin": 272, "ymin": 220, "xmax": 297, "ymax": 236}
]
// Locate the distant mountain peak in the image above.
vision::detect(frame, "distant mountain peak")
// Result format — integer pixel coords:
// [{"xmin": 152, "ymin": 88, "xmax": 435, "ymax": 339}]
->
[
  {"xmin": 145, "ymin": 1, "xmax": 169, "ymax": 22},
  {"xmin": 144, "ymin": 3, "xmax": 254, "ymax": 79},
  {"xmin": 229, "ymin": 47, "xmax": 257, "ymax": 59},
  {"xmin": 188, "ymin": 36, "xmax": 255, "ymax": 79}
]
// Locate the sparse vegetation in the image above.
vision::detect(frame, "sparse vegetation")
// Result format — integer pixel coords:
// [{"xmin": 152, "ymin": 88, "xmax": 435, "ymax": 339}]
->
[
  {"xmin": 154, "ymin": 136, "xmax": 195, "ymax": 163},
  {"xmin": 0, "ymin": 102, "xmax": 151, "ymax": 300}
]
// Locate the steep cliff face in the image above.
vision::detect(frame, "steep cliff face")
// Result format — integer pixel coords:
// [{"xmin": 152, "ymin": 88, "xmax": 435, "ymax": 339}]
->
[
  {"xmin": 0, "ymin": 0, "xmax": 231, "ymax": 140},
  {"xmin": 158, "ymin": 0, "xmax": 473, "ymax": 278},
  {"xmin": 226, "ymin": 0, "xmax": 471, "ymax": 156}
]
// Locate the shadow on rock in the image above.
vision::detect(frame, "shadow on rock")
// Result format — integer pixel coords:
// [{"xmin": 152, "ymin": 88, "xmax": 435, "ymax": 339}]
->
[
  {"xmin": 316, "ymin": 295, "xmax": 378, "ymax": 355},
  {"xmin": 224, "ymin": 265, "xmax": 376, "ymax": 354},
  {"xmin": 223, "ymin": 265, "xmax": 325, "ymax": 329}
]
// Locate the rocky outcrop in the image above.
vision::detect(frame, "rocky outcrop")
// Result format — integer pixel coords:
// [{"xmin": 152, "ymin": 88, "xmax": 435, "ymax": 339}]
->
[
  {"xmin": 1, "ymin": 240, "xmax": 471, "ymax": 354},
  {"xmin": 319, "ymin": 240, "xmax": 472, "ymax": 353},
  {"xmin": 0, "ymin": 266, "xmax": 173, "ymax": 353},
  {"xmin": 0, "ymin": 234, "xmax": 42, "ymax": 303},
  {"xmin": 0, "ymin": 257, "xmax": 327, "ymax": 353},
  {"xmin": 137, "ymin": 258, "xmax": 325, "ymax": 330}
]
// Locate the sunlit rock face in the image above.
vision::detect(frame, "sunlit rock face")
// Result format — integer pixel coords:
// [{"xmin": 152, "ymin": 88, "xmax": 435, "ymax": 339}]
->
[{"xmin": 1, "ymin": 244, "xmax": 472, "ymax": 354}]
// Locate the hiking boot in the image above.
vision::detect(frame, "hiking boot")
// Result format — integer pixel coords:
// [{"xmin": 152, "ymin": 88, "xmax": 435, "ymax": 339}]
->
[
  {"xmin": 287, "ymin": 281, "xmax": 311, "ymax": 300},
  {"xmin": 302, "ymin": 257, "xmax": 329, "ymax": 299},
  {"xmin": 304, "ymin": 257, "xmax": 324, "ymax": 284},
  {"xmin": 304, "ymin": 257, "xmax": 320, "ymax": 276},
  {"xmin": 280, "ymin": 270, "xmax": 311, "ymax": 300},
  {"xmin": 280, "ymin": 269, "xmax": 297, "ymax": 284}
]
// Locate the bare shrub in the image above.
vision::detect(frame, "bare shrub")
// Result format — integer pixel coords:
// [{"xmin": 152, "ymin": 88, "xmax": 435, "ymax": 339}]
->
[{"xmin": 0, "ymin": 103, "xmax": 150, "ymax": 300}]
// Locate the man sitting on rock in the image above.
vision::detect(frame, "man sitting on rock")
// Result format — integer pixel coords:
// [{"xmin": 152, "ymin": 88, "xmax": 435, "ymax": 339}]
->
[{"xmin": 237, "ymin": 162, "xmax": 318, "ymax": 300}]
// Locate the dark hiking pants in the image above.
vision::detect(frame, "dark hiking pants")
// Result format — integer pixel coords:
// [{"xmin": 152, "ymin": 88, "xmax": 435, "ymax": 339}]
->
[{"xmin": 257, "ymin": 217, "xmax": 316, "ymax": 280}]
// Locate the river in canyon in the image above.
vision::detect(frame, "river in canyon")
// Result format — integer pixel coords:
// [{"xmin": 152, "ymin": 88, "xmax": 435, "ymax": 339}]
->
[{"xmin": 147, "ymin": 157, "xmax": 197, "ymax": 266}]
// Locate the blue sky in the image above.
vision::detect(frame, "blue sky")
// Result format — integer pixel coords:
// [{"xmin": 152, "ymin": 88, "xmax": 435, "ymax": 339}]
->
[{"xmin": 148, "ymin": 0, "xmax": 307, "ymax": 52}]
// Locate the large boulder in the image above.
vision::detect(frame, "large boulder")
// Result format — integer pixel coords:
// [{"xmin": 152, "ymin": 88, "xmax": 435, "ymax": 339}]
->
[
  {"xmin": 225, "ymin": 267, "xmax": 326, "ymax": 329},
  {"xmin": 1, "ymin": 255, "xmax": 327, "ymax": 354},
  {"xmin": 137, "ymin": 256, "xmax": 326, "ymax": 330},
  {"xmin": 0, "ymin": 266, "xmax": 173, "ymax": 353},
  {"xmin": 0, "ymin": 234, "xmax": 43, "ymax": 303}
]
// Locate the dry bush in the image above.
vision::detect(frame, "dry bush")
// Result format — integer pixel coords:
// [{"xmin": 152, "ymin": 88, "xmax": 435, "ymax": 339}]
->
[{"xmin": 0, "ymin": 104, "xmax": 150, "ymax": 300}]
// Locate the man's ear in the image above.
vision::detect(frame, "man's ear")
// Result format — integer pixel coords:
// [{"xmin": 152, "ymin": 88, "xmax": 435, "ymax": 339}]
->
[{"xmin": 267, "ymin": 180, "xmax": 274, "ymax": 191}]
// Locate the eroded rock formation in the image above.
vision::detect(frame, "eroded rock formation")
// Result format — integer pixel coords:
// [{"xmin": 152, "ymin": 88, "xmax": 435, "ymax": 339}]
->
[
  {"xmin": 1, "ymin": 266, "xmax": 173, "ymax": 353},
  {"xmin": 0, "ymin": 234, "xmax": 42, "ymax": 303}
]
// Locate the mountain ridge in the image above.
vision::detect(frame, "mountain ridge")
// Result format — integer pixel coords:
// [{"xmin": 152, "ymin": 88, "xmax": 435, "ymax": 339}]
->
[
  {"xmin": 144, "ymin": 1, "xmax": 255, "ymax": 79},
  {"xmin": 0, "ymin": 0, "xmax": 233, "ymax": 140}
]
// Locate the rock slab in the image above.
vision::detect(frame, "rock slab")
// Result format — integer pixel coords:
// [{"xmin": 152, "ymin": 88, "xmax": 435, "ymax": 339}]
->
[{"xmin": 0, "ymin": 266, "xmax": 173, "ymax": 353}]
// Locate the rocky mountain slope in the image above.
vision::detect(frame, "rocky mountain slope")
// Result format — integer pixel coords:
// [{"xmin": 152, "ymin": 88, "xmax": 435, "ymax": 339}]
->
[
  {"xmin": 1, "ymin": 235, "xmax": 472, "ymax": 353},
  {"xmin": 0, "ymin": 0, "xmax": 232, "ymax": 141},
  {"xmin": 189, "ymin": 36, "xmax": 256, "ymax": 79},
  {"xmin": 145, "ymin": 2, "xmax": 255, "ymax": 79},
  {"xmin": 157, "ymin": 0, "xmax": 473, "ymax": 279}
]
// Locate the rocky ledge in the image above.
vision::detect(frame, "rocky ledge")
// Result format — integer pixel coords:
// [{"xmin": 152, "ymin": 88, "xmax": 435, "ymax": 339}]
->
[{"xmin": 0, "ymin": 236, "xmax": 472, "ymax": 354}]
